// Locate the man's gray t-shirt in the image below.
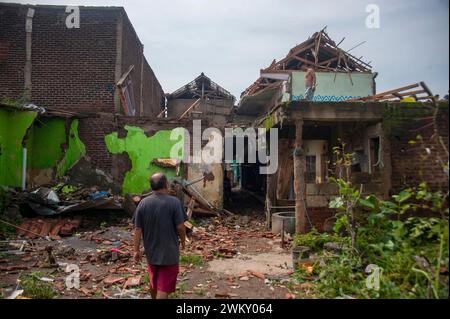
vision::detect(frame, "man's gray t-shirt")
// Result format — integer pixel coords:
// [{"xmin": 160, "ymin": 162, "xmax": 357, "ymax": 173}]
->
[{"xmin": 134, "ymin": 193, "xmax": 187, "ymax": 266}]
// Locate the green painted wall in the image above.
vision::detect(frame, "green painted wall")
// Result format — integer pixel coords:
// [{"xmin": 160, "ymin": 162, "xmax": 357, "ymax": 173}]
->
[
  {"xmin": 27, "ymin": 118, "xmax": 66, "ymax": 170},
  {"xmin": 0, "ymin": 109, "xmax": 38, "ymax": 187},
  {"xmin": 0, "ymin": 109, "xmax": 86, "ymax": 188},
  {"xmin": 56, "ymin": 120, "xmax": 86, "ymax": 177},
  {"xmin": 105, "ymin": 126, "xmax": 185, "ymax": 194},
  {"xmin": 27, "ymin": 118, "xmax": 86, "ymax": 177},
  {"xmin": 291, "ymin": 71, "xmax": 374, "ymax": 102}
]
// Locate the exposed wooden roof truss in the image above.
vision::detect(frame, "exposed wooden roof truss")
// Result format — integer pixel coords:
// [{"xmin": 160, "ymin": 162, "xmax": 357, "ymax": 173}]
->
[
  {"xmin": 241, "ymin": 28, "xmax": 372, "ymax": 98},
  {"xmin": 167, "ymin": 72, "xmax": 235, "ymax": 101}
]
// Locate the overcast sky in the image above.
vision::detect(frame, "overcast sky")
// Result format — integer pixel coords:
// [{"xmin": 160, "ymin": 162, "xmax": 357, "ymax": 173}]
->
[{"xmin": 5, "ymin": 0, "xmax": 450, "ymax": 99}]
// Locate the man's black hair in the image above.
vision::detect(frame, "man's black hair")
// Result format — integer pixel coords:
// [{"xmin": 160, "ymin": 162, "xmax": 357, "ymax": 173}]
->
[{"xmin": 150, "ymin": 173, "xmax": 167, "ymax": 191}]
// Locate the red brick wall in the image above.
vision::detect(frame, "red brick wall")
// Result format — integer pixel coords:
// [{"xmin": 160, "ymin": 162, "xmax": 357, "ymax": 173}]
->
[
  {"xmin": 388, "ymin": 105, "xmax": 449, "ymax": 193},
  {"xmin": 0, "ymin": 4, "xmax": 167, "ymax": 177},
  {"xmin": 142, "ymin": 57, "xmax": 164, "ymax": 117},
  {"xmin": 78, "ymin": 114, "xmax": 116, "ymax": 173},
  {"xmin": 121, "ymin": 12, "xmax": 142, "ymax": 116},
  {"xmin": 121, "ymin": 12, "xmax": 164, "ymax": 117},
  {"xmin": 31, "ymin": 6, "xmax": 119, "ymax": 113},
  {"xmin": 0, "ymin": 3, "xmax": 164, "ymax": 117},
  {"xmin": 0, "ymin": 4, "xmax": 27, "ymax": 100}
]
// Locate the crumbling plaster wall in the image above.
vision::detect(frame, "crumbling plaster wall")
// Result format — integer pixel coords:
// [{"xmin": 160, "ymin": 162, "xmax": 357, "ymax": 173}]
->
[
  {"xmin": 105, "ymin": 125, "xmax": 185, "ymax": 195},
  {"xmin": 0, "ymin": 109, "xmax": 85, "ymax": 188},
  {"xmin": 27, "ymin": 118, "xmax": 86, "ymax": 186}
]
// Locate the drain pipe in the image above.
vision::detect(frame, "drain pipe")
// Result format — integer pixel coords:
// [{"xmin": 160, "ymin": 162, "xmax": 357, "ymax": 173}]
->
[{"xmin": 21, "ymin": 148, "xmax": 27, "ymax": 191}]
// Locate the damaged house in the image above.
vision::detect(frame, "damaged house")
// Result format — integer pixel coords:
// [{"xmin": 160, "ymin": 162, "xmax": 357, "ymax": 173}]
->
[
  {"xmin": 234, "ymin": 29, "xmax": 449, "ymax": 233},
  {"xmin": 0, "ymin": 3, "xmax": 166, "ymax": 192},
  {"xmin": 0, "ymin": 3, "xmax": 448, "ymax": 236},
  {"xmin": 0, "ymin": 3, "xmax": 233, "ymax": 218},
  {"xmin": 165, "ymin": 72, "xmax": 235, "ymax": 125}
]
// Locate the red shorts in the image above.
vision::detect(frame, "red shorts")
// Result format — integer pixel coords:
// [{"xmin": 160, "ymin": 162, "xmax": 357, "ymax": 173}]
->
[{"xmin": 147, "ymin": 264, "xmax": 179, "ymax": 293}]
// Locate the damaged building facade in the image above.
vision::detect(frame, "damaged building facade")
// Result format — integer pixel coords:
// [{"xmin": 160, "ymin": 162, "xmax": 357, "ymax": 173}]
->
[
  {"xmin": 0, "ymin": 5, "xmax": 448, "ymax": 234},
  {"xmin": 235, "ymin": 29, "xmax": 449, "ymax": 233},
  {"xmin": 0, "ymin": 3, "xmax": 232, "ymax": 212},
  {"xmin": 0, "ymin": 4, "xmax": 168, "ymax": 192}
]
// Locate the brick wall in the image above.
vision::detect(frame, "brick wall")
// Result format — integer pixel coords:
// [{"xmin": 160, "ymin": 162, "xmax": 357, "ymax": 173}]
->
[
  {"xmin": 0, "ymin": 4, "xmax": 164, "ymax": 116},
  {"xmin": 0, "ymin": 4, "xmax": 167, "ymax": 178},
  {"xmin": 31, "ymin": 6, "xmax": 119, "ymax": 113},
  {"xmin": 0, "ymin": 4, "xmax": 27, "ymax": 100},
  {"xmin": 142, "ymin": 57, "xmax": 164, "ymax": 117},
  {"xmin": 388, "ymin": 105, "xmax": 449, "ymax": 193},
  {"xmin": 121, "ymin": 12, "xmax": 164, "ymax": 117},
  {"xmin": 78, "ymin": 114, "xmax": 116, "ymax": 173},
  {"xmin": 121, "ymin": 12, "xmax": 142, "ymax": 116}
]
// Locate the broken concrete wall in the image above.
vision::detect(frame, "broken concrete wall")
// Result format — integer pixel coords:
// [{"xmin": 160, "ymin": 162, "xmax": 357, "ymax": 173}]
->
[
  {"xmin": 26, "ymin": 118, "xmax": 86, "ymax": 187},
  {"xmin": 0, "ymin": 108, "xmax": 86, "ymax": 188},
  {"xmin": 187, "ymin": 163, "xmax": 223, "ymax": 209}
]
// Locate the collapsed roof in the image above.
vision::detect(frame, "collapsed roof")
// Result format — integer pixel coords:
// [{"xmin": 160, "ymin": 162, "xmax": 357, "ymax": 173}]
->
[
  {"xmin": 241, "ymin": 28, "xmax": 372, "ymax": 98},
  {"xmin": 167, "ymin": 73, "xmax": 235, "ymax": 101}
]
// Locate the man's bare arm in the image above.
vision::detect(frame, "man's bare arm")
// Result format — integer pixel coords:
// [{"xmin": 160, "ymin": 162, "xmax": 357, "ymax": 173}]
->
[
  {"xmin": 133, "ymin": 227, "xmax": 142, "ymax": 263},
  {"xmin": 176, "ymin": 222, "xmax": 186, "ymax": 250}
]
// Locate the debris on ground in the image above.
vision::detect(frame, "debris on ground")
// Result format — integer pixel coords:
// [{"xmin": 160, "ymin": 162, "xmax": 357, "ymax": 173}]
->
[{"xmin": 17, "ymin": 217, "xmax": 82, "ymax": 239}]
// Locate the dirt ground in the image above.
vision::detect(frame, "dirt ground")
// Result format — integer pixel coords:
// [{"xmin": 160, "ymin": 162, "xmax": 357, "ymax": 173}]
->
[{"xmin": 0, "ymin": 192, "xmax": 302, "ymax": 299}]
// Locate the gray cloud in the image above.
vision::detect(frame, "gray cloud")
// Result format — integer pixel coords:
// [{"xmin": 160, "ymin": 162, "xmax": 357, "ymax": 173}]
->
[{"xmin": 5, "ymin": 0, "xmax": 449, "ymax": 98}]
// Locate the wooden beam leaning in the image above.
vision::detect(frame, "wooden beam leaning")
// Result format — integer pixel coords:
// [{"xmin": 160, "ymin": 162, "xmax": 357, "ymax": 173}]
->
[
  {"xmin": 294, "ymin": 119, "xmax": 307, "ymax": 234},
  {"xmin": 179, "ymin": 98, "xmax": 202, "ymax": 120}
]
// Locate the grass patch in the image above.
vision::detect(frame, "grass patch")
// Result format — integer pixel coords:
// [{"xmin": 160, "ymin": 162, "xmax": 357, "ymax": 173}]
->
[
  {"xmin": 170, "ymin": 283, "xmax": 186, "ymax": 299},
  {"xmin": 180, "ymin": 254, "xmax": 204, "ymax": 266},
  {"xmin": 194, "ymin": 287, "xmax": 206, "ymax": 296},
  {"xmin": 19, "ymin": 272, "xmax": 57, "ymax": 299}
]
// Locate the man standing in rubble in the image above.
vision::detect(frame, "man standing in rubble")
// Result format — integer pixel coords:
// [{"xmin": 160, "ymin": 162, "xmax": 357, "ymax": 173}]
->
[
  {"xmin": 133, "ymin": 173, "xmax": 187, "ymax": 299},
  {"xmin": 303, "ymin": 65, "xmax": 317, "ymax": 101}
]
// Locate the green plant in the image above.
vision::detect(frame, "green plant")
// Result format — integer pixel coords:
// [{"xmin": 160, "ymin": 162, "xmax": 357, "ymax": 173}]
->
[
  {"xmin": 194, "ymin": 287, "xmax": 206, "ymax": 296},
  {"xmin": 169, "ymin": 283, "xmax": 186, "ymax": 299},
  {"xmin": 292, "ymin": 178, "xmax": 449, "ymax": 299},
  {"xmin": 19, "ymin": 272, "xmax": 57, "ymax": 299},
  {"xmin": 180, "ymin": 254, "xmax": 204, "ymax": 266},
  {"xmin": 294, "ymin": 228, "xmax": 349, "ymax": 252}
]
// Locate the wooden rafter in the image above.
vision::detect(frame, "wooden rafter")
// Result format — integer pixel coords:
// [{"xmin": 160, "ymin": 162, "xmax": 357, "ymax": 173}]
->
[
  {"xmin": 241, "ymin": 28, "xmax": 372, "ymax": 98},
  {"xmin": 345, "ymin": 82, "xmax": 435, "ymax": 103}
]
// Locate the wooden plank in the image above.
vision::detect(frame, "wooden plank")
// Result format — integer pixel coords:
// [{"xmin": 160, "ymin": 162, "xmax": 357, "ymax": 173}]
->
[
  {"xmin": 318, "ymin": 56, "xmax": 339, "ymax": 66},
  {"xmin": 156, "ymin": 108, "xmax": 166, "ymax": 118},
  {"xmin": 314, "ymin": 31, "xmax": 322, "ymax": 65},
  {"xmin": 269, "ymin": 42, "xmax": 316, "ymax": 70},
  {"xmin": 179, "ymin": 98, "xmax": 201, "ymax": 120},
  {"xmin": 292, "ymin": 56, "xmax": 333, "ymax": 71}
]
